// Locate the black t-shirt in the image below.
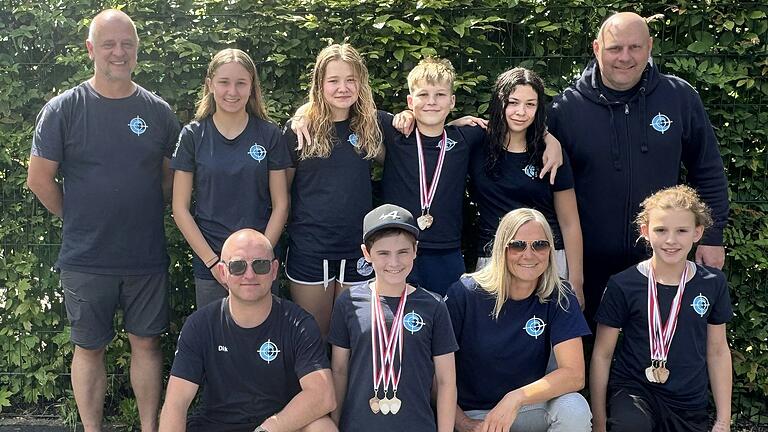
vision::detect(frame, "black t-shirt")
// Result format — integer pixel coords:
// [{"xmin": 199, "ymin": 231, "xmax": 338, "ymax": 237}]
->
[
  {"xmin": 171, "ymin": 115, "xmax": 291, "ymax": 279},
  {"xmin": 381, "ymin": 124, "xmax": 486, "ymax": 249},
  {"xmin": 31, "ymin": 82, "xmax": 180, "ymax": 275},
  {"xmin": 595, "ymin": 261, "xmax": 733, "ymax": 410},
  {"xmin": 328, "ymin": 283, "xmax": 458, "ymax": 431},
  {"xmin": 283, "ymin": 111, "xmax": 391, "ymax": 258},
  {"xmin": 446, "ymin": 276, "xmax": 590, "ymax": 411},
  {"xmin": 468, "ymin": 141, "xmax": 574, "ymax": 254},
  {"xmin": 170, "ymin": 296, "xmax": 329, "ymax": 430}
]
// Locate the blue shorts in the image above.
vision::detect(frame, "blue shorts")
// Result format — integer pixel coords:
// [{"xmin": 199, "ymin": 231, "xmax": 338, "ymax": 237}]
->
[{"xmin": 285, "ymin": 247, "xmax": 374, "ymax": 287}]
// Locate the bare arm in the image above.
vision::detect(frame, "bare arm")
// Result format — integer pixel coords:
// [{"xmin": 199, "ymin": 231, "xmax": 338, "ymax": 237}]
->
[
  {"xmin": 290, "ymin": 103, "xmax": 312, "ymax": 150},
  {"xmin": 481, "ymin": 337, "xmax": 585, "ymax": 432},
  {"xmin": 590, "ymin": 324, "xmax": 620, "ymax": 432},
  {"xmin": 27, "ymin": 155, "xmax": 63, "ymax": 217},
  {"xmin": 707, "ymin": 324, "xmax": 732, "ymax": 432},
  {"xmin": 541, "ymin": 132, "xmax": 563, "ymax": 185},
  {"xmin": 259, "ymin": 368, "xmax": 336, "ymax": 432},
  {"xmin": 162, "ymin": 157, "xmax": 174, "ymax": 203},
  {"xmin": 158, "ymin": 376, "xmax": 199, "ymax": 432},
  {"xmin": 171, "ymin": 171, "xmax": 223, "ymax": 284},
  {"xmin": 264, "ymin": 169, "xmax": 289, "ymax": 248},
  {"xmin": 330, "ymin": 345, "xmax": 349, "ymax": 424},
  {"xmin": 434, "ymin": 353, "xmax": 457, "ymax": 432},
  {"xmin": 553, "ymin": 189, "xmax": 584, "ymax": 309}
]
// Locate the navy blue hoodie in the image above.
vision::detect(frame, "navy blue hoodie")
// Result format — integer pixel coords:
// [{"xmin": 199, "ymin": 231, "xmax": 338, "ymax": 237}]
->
[{"xmin": 548, "ymin": 60, "xmax": 729, "ymax": 319}]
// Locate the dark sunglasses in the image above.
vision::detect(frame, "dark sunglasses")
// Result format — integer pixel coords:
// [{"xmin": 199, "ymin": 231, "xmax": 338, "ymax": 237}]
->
[
  {"xmin": 223, "ymin": 259, "xmax": 273, "ymax": 276},
  {"xmin": 507, "ymin": 239, "xmax": 551, "ymax": 253}
]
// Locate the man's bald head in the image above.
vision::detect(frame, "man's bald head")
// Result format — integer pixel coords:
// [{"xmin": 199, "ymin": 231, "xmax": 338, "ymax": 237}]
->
[
  {"xmin": 88, "ymin": 9, "xmax": 138, "ymax": 44},
  {"xmin": 592, "ymin": 12, "xmax": 653, "ymax": 91},
  {"xmin": 221, "ymin": 229, "xmax": 275, "ymax": 261}
]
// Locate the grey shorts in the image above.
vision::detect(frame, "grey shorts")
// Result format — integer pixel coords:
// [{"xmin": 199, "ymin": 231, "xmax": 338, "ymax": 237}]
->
[
  {"xmin": 60, "ymin": 270, "xmax": 169, "ymax": 350},
  {"xmin": 194, "ymin": 277, "xmax": 228, "ymax": 309}
]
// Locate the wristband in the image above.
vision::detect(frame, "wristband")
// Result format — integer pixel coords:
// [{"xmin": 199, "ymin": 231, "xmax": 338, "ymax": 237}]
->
[{"xmin": 206, "ymin": 257, "xmax": 220, "ymax": 270}]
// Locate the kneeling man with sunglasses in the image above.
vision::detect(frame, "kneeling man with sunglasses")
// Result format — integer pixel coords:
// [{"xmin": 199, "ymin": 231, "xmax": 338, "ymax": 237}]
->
[{"xmin": 160, "ymin": 229, "xmax": 337, "ymax": 432}]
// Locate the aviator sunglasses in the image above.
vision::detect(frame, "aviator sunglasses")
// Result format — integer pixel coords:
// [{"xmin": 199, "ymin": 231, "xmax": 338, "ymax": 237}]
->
[
  {"xmin": 223, "ymin": 258, "xmax": 274, "ymax": 276},
  {"xmin": 507, "ymin": 239, "xmax": 551, "ymax": 253}
]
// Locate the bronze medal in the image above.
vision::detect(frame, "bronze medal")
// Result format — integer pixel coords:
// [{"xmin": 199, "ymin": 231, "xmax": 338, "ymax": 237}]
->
[
  {"xmin": 656, "ymin": 364, "xmax": 670, "ymax": 384},
  {"xmin": 379, "ymin": 397, "xmax": 391, "ymax": 415},
  {"xmin": 369, "ymin": 396, "xmax": 380, "ymax": 414},
  {"xmin": 389, "ymin": 395, "xmax": 402, "ymax": 414},
  {"xmin": 417, "ymin": 214, "xmax": 433, "ymax": 230}
]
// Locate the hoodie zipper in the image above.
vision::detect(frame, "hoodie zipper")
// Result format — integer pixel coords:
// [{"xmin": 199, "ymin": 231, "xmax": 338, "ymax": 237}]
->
[{"xmin": 624, "ymin": 103, "xmax": 632, "ymax": 260}]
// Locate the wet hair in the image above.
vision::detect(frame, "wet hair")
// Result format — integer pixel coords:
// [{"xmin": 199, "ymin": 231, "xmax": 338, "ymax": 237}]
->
[
  {"xmin": 635, "ymin": 185, "xmax": 713, "ymax": 230},
  {"xmin": 302, "ymin": 43, "xmax": 382, "ymax": 160},
  {"xmin": 363, "ymin": 228, "xmax": 417, "ymax": 251},
  {"xmin": 468, "ymin": 208, "xmax": 569, "ymax": 320},
  {"xmin": 485, "ymin": 67, "xmax": 547, "ymax": 178},
  {"xmin": 194, "ymin": 49, "xmax": 270, "ymax": 121},
  {"xmin": 406, "ymin": 57, "xmax": 456, "ymax": 94}
]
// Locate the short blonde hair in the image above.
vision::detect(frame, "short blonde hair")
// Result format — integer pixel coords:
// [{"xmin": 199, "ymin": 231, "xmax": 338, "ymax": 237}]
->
[
  {"xmin": 469, "ymin": 208, "xmax": 568, "ymax": 320},
  {"xmin": 407, "ymin": 57, "xmax": 455, "ymax": 94},
  {"xmin": 635, "ymin": 185, "xmax": 713, "ymax": 230}
]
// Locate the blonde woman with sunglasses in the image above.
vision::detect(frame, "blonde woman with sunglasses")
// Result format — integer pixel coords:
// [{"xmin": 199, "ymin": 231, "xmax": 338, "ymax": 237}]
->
[{"xmin": 445, "ymin": 208, "xmax": 592, "ymax": 432}]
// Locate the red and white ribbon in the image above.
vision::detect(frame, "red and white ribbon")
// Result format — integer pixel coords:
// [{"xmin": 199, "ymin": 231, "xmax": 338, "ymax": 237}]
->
[
  {"xmin": 415, "ymin": 128, "xmax": 447, "ymax": 215},
  {"xmin": 371, "ymin": 284, "xmax": 408, "ymax": 395},
  {"xmin": 647, "ymin": 261, "xmax": 690, "ymax": 363}
]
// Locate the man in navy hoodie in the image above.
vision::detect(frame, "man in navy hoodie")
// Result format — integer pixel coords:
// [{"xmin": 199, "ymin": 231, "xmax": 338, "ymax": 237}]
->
[{"xmin": 548, "ymin": 12, "xmax": 729, "ymax": 322}]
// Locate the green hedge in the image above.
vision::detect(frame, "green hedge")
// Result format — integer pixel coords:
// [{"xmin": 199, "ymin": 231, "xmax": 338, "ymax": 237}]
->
[{"xmin": 1, "ymin": 0, "xmax": 766, "ymax": 425}]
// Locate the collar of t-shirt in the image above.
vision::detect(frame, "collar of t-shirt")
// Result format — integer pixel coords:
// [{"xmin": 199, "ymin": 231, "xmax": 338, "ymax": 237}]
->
[{"xmin": 597, "ymin": 74, "xmax": 644, "ymax": 104}]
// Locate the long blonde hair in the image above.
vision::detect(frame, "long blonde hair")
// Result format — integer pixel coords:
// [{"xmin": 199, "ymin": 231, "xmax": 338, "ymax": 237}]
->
[
  {"xmin": 470, "ymin": 208, "xmax": 568, "ymax": 319},
  {"xmin": 194, "ymin": 48, "xmax": 270, "ymax": 121},
  {"xmin": 301, "ymin": 43, "xmax": 382, "ymax": 160}
]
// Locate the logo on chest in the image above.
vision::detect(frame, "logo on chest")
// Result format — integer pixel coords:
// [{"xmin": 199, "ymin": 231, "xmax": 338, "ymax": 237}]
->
[
  {"xmin": 403, "ymin": 311, "xmax": 425, "ymax": 334},
  {"xmin": 437, "ymin": 137, "xmax": 457, "ymax": 152},
  {"xmin": 356, "ymin": 257, "xmax": 373, "ymax": 277},
  {"xmin": 348, "ymin": 133, "xmax": 359, "ymax": 147},
  {"xmin": 691, "ymin": 293, "xmax": 710, "ymax": 317},
  {"xmin": 523, "ymin": 315, "xmax": 547, "ymax": 339},
  {"xmin": 249, "ymin": 143, "xmax": 267, "ymax": 161},
  {"xmin": 258, "ymin": 339, "xmax": 280, "ymax": 363},
  {"xmin": 649, "ymin": 112, "xmax": 673, "ymax": 134},
  {"xmin": 128, "ymin": 115, "xmax": 148, "ymax": 136}
]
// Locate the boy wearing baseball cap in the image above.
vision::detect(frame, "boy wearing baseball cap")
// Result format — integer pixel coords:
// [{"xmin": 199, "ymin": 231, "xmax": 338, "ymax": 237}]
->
[{"xmin": 327, "ymin": 204, "xmax": 458, "ymax": 431}]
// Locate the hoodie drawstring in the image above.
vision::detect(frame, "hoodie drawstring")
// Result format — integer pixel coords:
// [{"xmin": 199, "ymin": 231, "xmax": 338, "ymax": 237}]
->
[{"xmin": 599, "ymin": 94, "xmax": 623, "ymax": 171}]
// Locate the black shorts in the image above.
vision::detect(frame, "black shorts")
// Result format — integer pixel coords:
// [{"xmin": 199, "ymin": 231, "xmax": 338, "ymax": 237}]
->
[
  {"xmin": 607, "ymin": 381, "xmax": 709, "ymax": 432},
  {"xmin": 61, "ymin": 270, "xmax": 168, "ymax": 349},
  {"xmin": 285, "ymin": 247, "xmax": 374, "ymax": 287}
]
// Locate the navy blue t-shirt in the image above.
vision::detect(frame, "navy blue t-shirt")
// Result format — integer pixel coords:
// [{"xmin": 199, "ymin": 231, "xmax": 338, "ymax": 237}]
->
[
  {"xmin": 328, "ymin": 283, "xmax": 458, "ymax": 431},
  {"xmin": 468, "ymin": 142, "xmax": 574, "ymax": 254},
  {"xmin": 595, "ymin": 261, "xmax": 733, "ymax": 410},
  {"xmin": 31, "ymin": 82, "xmax": 179, "ymax": 275},
  {"xmin": 283, "ymin": 111, "xmax": 390, "ymax": 258},
  {"xmin": 171, "ymin": 115, "xmax": 290, "ymax": 279},
  {"xmin": 170, "ymin": 296, "xmax": 329, "ymax": 431},
  {"xmin": 381, "ymin": 124, "xmax": 486, "ymax": 249},
  {"xmin": 445, "ymin": 275, "xmax": 590, "ymax": 411}
]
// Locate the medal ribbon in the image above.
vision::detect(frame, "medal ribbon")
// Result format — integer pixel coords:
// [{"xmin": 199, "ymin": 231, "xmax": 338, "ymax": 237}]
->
[
  {"xmin": 647, "ymin": 261, "xmax": 689, "ymax": 363},
  {"xmin": 415, "ymin": 128, "xmax": 447, "ymax": 215},
  {"xmin": 371, "ymin": 285, "xmax": 408, "ymax": 395}
]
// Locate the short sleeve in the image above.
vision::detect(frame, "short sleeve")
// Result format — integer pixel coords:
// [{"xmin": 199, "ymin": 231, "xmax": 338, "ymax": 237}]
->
[
  {"xmin": 265, "ymin": 124, "xmax": 292, "ymax": 170},
  {"xmin": 281, "ymin": 121, "xmax": 300, "ymax": 167},
  {"xmin": 458, "ymin": 124, "xmax": 487, "ymax": 151},
  {"xmin": 377, "ymin": 110, "xmax": 399, "ymax": 149},
  {"xmin": 328, "ymin": 290, "xmax": 352, "ymax": 349},
  {"xmin": 444, "ymin": 279, "xmax": 467, "ymax": 345},
  {"xmin": 594, "ymin": 277, "xmax": 629, "ymax": 329},
  {"xmin": 431, "ymin": 297, "xmax": 459, "ymax": 356},
  {"xmin": 162, "ymin": 107, "xmax": 181, "ymax": 158},
  {"xmin": 31, "ymin": 102, "xmax": 65, "ymax": 162},
  {"xmin": 706, "ymin": 271, "xmax": 733, "ymax": 325},
  {"xmin": 170, "ymin": 124, "xmax": 196, "ymax": 172},
  {"xmin": 549, "ymin": 287, "xmax": 591, "ymax": 347},
  {"xmin": 551, "ymin": 151, "xmax": 575, "ymax": 192},
  {"xmin": 169, "ymin": 314, "xmax": 205, "ymax": 385},
  {"xmin": 291, "ymin": 311, "xmax": 331, "ymax": 378}
]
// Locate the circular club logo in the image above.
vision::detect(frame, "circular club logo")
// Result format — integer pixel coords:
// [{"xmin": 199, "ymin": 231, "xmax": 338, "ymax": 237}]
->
[
  {"xmin": 356, "ymin": 257, "xmax": 373, "ymax": 277},
  {"xmin": 403, "ymin": 311, "xmax": 425, "ymax": 334},
  {"xmin": 128, "ymin": 116, "xmax": 148, "ymax": 136},
  {"xmin": 649, "ymin": 112, "xmax": 673, "ymax": 134},
  {"xmin": 524, "ymin": 316, "xmax": 546, "ymax": 339},
  {"xmin": 258, "ymin": 339, "xmax": 280, "ymax": 363},
  {"xmin": 348, "ymin": 133, "xmax": 359, "ymax": 147},
  {"xmin": 691, "ymin": 293, "xmax": 710, "ymax": 317},
  {"xmin": 249, "ymin": 143, "xmax": 267, "ymax": 161}
]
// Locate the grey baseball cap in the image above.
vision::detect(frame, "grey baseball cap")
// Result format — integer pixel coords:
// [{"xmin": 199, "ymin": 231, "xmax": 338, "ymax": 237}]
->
[{"xmin": 363, "ymin": 204, "xmax": 420, "ymax": 243}]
